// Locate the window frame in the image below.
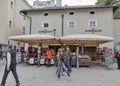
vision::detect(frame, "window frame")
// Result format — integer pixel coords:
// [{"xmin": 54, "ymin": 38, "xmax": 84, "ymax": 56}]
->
[
  {"xmin": 42, "ymin": 21, "xmax": 50, "ymax": 28},
  {"xmin": 88, "ymin": 20, "xmax": 97, "ymax": 27},
  {"xmin": 10, "ymin": 1, "xmax": 13, "ymax": 9},
  {"xmin": 68, "ymin": 21, "xmax": 76, "ymax": 28}
]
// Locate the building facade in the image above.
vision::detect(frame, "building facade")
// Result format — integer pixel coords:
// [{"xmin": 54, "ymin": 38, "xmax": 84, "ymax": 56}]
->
[
  {"xmin": 33, "ymin": 0, "xmax": 62, "ymax": 8},
  {"xmin": 113, "ymin": 17, "xmax": 120, "ymax": 50},
  {"xmin": 0, "ymin": 0, "xmax": 31, "ymax": 50},
  {"xmin": 21, "ymin": 6, "xmax": 117, "ymax": 49}
]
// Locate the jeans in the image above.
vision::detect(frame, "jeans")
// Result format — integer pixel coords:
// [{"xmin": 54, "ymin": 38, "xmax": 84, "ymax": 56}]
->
[
  {"xmin": 47, "ymin": 58, "xmax": 51, "ymax": 67},
  {"xmin": 65, "ymin": 59, "xmax": 72, "ymax": 73},
  {"xmin": 57, "ymin": 63, "xmax": 70, "ymax": 79},
  {"xmin": 1, "ymin": 65, "xmax": 19, "ymax": 85}
]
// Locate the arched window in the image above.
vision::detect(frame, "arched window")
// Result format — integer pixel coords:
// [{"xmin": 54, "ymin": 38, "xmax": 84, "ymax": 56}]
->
[{"xmin": 9, "ymin": 21, "xmax": 12, "ymax": 28}]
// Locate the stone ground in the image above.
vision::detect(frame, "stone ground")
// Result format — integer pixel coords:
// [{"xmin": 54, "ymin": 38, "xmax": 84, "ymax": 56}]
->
[{"xmin": 0, "ymin": 59, "xmax": 120, "ymax": 86}]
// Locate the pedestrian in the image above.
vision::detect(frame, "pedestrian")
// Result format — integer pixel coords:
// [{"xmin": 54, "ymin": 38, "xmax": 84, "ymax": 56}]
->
[
  {"xmin": 0, "ymin": 48, "xmax": 3, "ymax": 60},
  {"xmin": 115, "ymin": 50, "xmax": 120, "ymax": 69},
  {"xmin": 0, "ymin": 45, "xmax": 20, "ymax": 86},
  {"xmin": 65, "ymin": 46, "xmax": 72, "ymax": 73},
  {"xmin": 55, "ymin": 48, "xmax": 65, "ymax": 76},
  {"xmin": 100, "ymin": 50, "xmax": 105, "ymax": 65},
  {"xmin": 46, "ymin": 48, "xmax": 53, "ymax": 67},
  {"xmin": 56, "ymin": 51, "xmax": 70, "ymax": 80}
]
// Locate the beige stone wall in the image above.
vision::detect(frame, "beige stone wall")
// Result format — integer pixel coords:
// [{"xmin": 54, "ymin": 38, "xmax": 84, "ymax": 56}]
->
[
  {"xmin": 27, "ymin": 7, "xmax": 114, "ymax": 48},
  {"xmin": 9, "ymin": 0, "xmax": 31, "ymax": 46},
  {"xmin": 0, "ymin": 0, "xmax": 8, "ymax": 44},
  {"xmin": 0, "ymin": 0, "xmax": 31, "ymax": 50},
  {"xmin": 29, "ymin": 8, "xmax": 113, "ymax": 36},
  {"xmin": 114, "ymin": 19, "xmax": 120, "ymax": 44}
]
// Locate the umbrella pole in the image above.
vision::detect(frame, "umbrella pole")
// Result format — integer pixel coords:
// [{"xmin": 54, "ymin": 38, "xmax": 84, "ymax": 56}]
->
[
  {"xmin": 81, "ymin": 44, "xmax": 84, "ymax": 54},
  {"xmin": 76, "ymin": 47, "xmax": 79, "ymax": 68}
]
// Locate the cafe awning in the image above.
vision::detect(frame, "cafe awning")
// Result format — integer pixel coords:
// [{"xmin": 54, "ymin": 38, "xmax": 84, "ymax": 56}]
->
[
  {"xmin": 9, "ymin": 34, "xmax": 59, "ymax": 45},
  {"xmin": 60, "ymin": 34, "xmax": 114, "ymax": 45}
]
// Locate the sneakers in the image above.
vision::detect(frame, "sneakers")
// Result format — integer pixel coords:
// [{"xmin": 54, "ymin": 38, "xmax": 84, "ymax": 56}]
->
[
  {"xmin": 0, "ymin": 83, "xmax": 20, "ymax": 86},
  {"xmin": 68, "ymin": 76, "xmax": 72, "ymax": 81},
  {"xmin": 16, "ymin": 82, "xmax": 20, "ymax": 86},
  {"xmin": 57, "ymin": 78, "xmax": 60, "ymax": 81}
]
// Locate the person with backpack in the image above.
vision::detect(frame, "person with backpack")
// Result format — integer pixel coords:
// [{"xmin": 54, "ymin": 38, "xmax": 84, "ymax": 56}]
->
[{"xmin": 0, "ymin": 45, "xmax": 20, "ymax": 86}]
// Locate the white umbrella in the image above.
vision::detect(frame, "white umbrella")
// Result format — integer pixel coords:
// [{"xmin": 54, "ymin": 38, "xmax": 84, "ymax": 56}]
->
[
  {"xmin": 9, "ymin": 34, "xmax": 59, "ymax": 45},
  {"xmin": 60, "ymin": 34, "xmax": 114, "ymax": 45}
]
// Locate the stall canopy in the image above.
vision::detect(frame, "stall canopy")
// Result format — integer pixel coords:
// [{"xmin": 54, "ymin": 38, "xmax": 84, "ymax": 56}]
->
[
  {"xmin": 9, "ymin": 34, "xmax": 59, "ymax": 45},
  {"xmin": 60, "ymin": 34, "xmax": 114, "ymax": 45}
]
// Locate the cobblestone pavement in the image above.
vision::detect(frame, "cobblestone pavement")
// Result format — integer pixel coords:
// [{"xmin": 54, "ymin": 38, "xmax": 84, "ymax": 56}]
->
[{"xmin": 0, "ymin": 62, "xmax": 120, "ymax": 86}]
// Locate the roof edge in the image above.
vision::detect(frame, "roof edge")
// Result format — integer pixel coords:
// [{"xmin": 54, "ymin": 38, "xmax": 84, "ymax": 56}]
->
[{"xmin": 20, "ymin": 5, "xmax": 118, "ymax": 14}]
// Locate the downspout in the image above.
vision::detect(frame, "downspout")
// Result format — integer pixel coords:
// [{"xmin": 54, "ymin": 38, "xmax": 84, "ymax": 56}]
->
[
  {"xmin": 61, "ymin": 14, "xmax": 64, "ymax": 37},
  {"xmin": 20, "ymin": 11, "xmax": 32, "ymax": 34}
]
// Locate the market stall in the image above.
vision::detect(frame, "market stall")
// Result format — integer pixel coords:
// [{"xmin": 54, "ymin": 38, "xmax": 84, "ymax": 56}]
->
[
  {"xmin": 9, "ymin": 34, "xmax": 59, "ymax": 65},
  {"xmin": 60, "ymin": 33, "xmax": 114, "ymax": 67}
]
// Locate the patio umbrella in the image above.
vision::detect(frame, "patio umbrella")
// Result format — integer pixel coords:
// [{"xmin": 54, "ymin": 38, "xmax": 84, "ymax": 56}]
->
[
  {"xmin": 60, "ymin": 34, "xmax": 114, "ymax": 45},
  {"xmin": 9, "ymin": 34, "xmax": 59, "ymax": 45}
]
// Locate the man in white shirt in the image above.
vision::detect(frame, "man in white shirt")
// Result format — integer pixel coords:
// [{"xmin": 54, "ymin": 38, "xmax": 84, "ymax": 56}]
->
[{"xmin": 0, "ymin": 45, "xmax": 20, "ymax": 86}]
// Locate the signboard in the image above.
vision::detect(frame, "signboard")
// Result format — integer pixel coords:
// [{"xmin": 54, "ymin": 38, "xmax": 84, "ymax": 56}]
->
[{"xmin": 85, "ymin": 28, "xmax": 102, "ymax": 33}]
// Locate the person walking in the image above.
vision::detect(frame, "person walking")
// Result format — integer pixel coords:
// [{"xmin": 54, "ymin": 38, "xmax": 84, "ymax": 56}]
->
[
  {"xmin": 56, "ymin": 51, "xmax": 70, "ymax": 80},
  {"xmin": 0, "ymin": 45, "xmax": 20, "ymax": 86},
  {"xmin": 100, "ymin": 50, "xmax": 105, "ymax": 65},
  {"xmin": 65, "ymin": 46, "xmax": 72, "ymax": 73},
  {"xmin": 55, "ymin": 47, "xmax": 65, "ymax": 76},
  {"xmin": 115, "ymin": 50, "xmax": 120, "ymax": 69}
]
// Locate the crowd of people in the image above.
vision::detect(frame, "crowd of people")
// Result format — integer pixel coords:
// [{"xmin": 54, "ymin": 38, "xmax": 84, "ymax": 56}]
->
[
  {"xmin": 24, "ymin": 46, "xmax": 72, "ymax": 80},
  {"xmin": 1, "ymin": 45, "xmax": 120, "ymax": 85},
  {"xmin": 42, "ymin": 46, "xmax": 72, "ymax": 80}
]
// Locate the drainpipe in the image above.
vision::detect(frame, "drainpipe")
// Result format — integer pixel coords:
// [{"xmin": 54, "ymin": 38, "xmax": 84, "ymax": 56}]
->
[
  {"xmin": 20, "ymin": 11, "xmax": 32, "ymax": 34},
  {"xmin": 61, "ymin": 14, "xmax": 64, "ymax": 37}
]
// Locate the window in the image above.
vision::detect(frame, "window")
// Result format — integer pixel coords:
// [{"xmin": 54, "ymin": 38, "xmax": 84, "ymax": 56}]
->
[
  {"xmin": 44, "ymin": 13, "xmax": 48, "ymax": 16},
  {"xmin": 90, "ymin": 11, "xmax": 95, "ymax": 15},
  {"xmin": 8, "ymin": 41, "xmax": 10, "ymax": 44},
  {"xmin": 43, "ymin": 22, "xmax": 49, "ymax": 28},
  {"xmin": 23, "ymin": 27, "xmax": 25, "ymax": 35},
  {"xmin": 68, "ymin": 21, "xmax": 76, "ymax": 27},
  {"xmin": 69, "ymin": 12, "xmax": 74, "ymax": 15},
  {"xmin": 88, "ymin": 21, "xmax": 97, "ymax": 27},
  {"xmin": 9, "ymin": 21, "xmax": 12, "ymax": 28},
  {"xmin": 11, "ymin": 1, "xmax": 13, "ymax": 9}
]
